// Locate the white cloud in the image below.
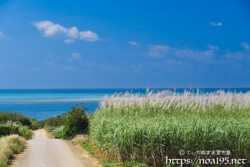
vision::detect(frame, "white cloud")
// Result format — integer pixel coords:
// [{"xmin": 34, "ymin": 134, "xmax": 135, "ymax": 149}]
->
[
  {"xmin": 45, "ymin": 61, "xmax": 56, "ymax": 68},
  {"xmin": 175, "ymin": 48, "xmax": 214, "ymax": 60},
  {"xmin": 0, "ymin": 31, "xmax": 4, "ymax": 38},
  {"xmin": 0, "ymin": 31, "xmax": 10, "ymax": 39},
  {"xmin": 210, "ymin": 22, "xmax": 222, "ymax": 26},
  {"xmin": 207, "ymin": 45, "xmax": 219, "ymax": 50},
  {"xmin": 241, "ymin": 42, "xmax": 250, "ymax": 50},
  {"xmin": 15, "ymin": 53, "xmax": 26, "ymax": 58},
  {"xmin": 80, "ymin": 31, "xmax": 99, "ymax": 41},
  {"xmin": 148, "ymin": 45, "xmax": 215, "ymax": 60},
  {"xmin": 148, "ymin": 43, "xmax": 250, "ymax": 62},
  {"xmin": 148, "ymin": 45, "xmax": 173, "ymax": 58},
  {"xmin": 64, "ymin": 39, "xmax": 75, "ymax": 44},
  {"xmin": 128, "ymin": 41, "xmax": 139, "ymax": 46},
  {"xmin": 33, "ymin": 21, "xmax": 99, "ymax": 42},
  {"xmin": 71, "ymin": 53, "xmax": 81, "ymax": 59}
]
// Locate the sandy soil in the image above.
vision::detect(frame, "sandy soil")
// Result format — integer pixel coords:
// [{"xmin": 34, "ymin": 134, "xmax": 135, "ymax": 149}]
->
[{"xmin": 11, "ymin": 129, "xmax": 99, "ymax": 167}]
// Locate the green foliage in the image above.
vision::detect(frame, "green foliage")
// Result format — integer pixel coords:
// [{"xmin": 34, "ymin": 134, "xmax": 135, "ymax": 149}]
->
[
  {"xmin": 0, "ymin": 111, "xmax": 43, "ymax": 130},
  {"xmin": 62, "ymin": 116, "xmax": 75, "ymax": 138},
  {"xmin": 0, "ymin": 125, "xmax": 18, "ymax": 136},
  {"xmin": 90, "ymin": 103, "xmax": 250, "ymax": 166},
  {"xmin": 52, "ymin": 125, "xmax": 64, "ymax": 138},
  {"xmin": 0, "ymin": 122, "xmax": 32, "ymax": 139},
  {"xmin": 62, "ymin": 104, "xmax": 89, "ymax": 138},
  {"xmin": 30, "ymin": 119, "xmax": 44, "ymax": 130},
  {"xmin": 44, "ymin": 114, "xmax": 67, "ymax": 128},
  {"xmin": 17, "ymin": 125, "xmax": 33, "ymax": 139},
  {"xmin": 0, "ymin": 112, "xmax": 25, "ymax": 123},
  {"xmin": 17, "ymin": 117, "xmax": 31, "ymax": 127}
]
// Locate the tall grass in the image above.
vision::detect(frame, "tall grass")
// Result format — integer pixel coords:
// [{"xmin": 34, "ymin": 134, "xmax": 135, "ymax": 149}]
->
[
  {"xmin": 0, "ymin": 135, "xmax": 26, "ymax": 167},
  {"xmin": 90, "ymin": 90, "xmax": 250, "ymax": 166}
]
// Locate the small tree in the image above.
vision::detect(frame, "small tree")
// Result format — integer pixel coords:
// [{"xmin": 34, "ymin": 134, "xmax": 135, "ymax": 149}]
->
[
  {"xmin": 17, "ymin": 118, "xmax": 32, "ymax": 127},
  {"xmin": 62, "ymin": 103, "xmax": 89, "ymax": 138}
]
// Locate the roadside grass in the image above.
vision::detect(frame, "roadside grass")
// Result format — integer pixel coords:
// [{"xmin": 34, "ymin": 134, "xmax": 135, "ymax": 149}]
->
[
  {"xmin": 17, "ymin": 125, "xmax": 33, "ymax": 139},
  {"xmin": 72, "ymin": 136, "xmax": 145, "ymax": 167},
  {"xmin": 72, "ymin": 136, "xmax": 116, "ymax": 166},
  {"xmin": 0, "ymin": 135, "xmax": 26, "ymax": 167},
  {"xmin": 52, "ymin": 125, "xmax": 64, "ymax": 138}
]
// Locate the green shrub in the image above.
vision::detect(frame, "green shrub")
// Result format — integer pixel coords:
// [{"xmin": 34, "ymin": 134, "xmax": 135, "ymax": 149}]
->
[
  {"xmin": 44, "ymin": 114, "xmax": 66, "ymax": 127},
  {"xmin": 17, "ymin": 118, "xmax": 32, "ymax": 127},
  {"xmin": 17, "ymin": 126, "xmax": 33, "ymax": 139},
  {"xmin": 0, "ymin": 123, "xmax": 32, "ymax": 139},
  {"xmin": 62, "ymin": 104, "xmax": 89, "ymax": 138},
  {"xmin": 30, "ymin": 119, "xmax": 44, "ymax": 130},
  {"xmin": 0, "ymin": 111, "xmax": 43, "ymax": 130},
  {"xmin": 0, "ymin": 126, "xmax": 18, "ymax": 136}
]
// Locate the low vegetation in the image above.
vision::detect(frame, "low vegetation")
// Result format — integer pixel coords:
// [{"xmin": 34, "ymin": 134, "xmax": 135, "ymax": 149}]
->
[
  {"xmin": 0, "ymin": 112, "xmax": 43, "ymax": 130},
  {"xmin": 45, "ymin": 104, "xmax": 89, "ymax": 139},
  {"xmin": 0, "ymin": 135, "xmax": 26, "ymax": 167},
  {"xmin": 73, "ymin": 136, "xmax": 146, "ymax": 167},
  {"xmin": 52, "ymin": 125, "xmax": 64, "ymax": 138},
  {"xmin": 0, "ymin": 121, "xmax": 33, "ymax": 139},
  {"xmin": 90, "ymin": 90, "xmax": 250, "ymax": 166},
  {"xmin": 44, "ymin": 114, "xmax": 66, "ymax": 131}
]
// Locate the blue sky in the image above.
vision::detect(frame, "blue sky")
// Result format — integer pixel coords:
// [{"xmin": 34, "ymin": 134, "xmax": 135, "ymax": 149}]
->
[{"xmin": 0, "ymin": 0, "xmax": 249, "ymax": 88}]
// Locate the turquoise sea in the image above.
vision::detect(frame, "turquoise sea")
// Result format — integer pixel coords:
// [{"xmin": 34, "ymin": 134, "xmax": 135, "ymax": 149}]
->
[{"xmin": 0, "ymin": 88, "xmax": 249, "ymax": 120}]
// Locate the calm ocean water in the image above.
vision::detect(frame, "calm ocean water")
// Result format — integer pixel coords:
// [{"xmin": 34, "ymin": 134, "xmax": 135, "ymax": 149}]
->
[{"xmin": 0, "ymin": 88, "xmax": 249, "ymax": 120}]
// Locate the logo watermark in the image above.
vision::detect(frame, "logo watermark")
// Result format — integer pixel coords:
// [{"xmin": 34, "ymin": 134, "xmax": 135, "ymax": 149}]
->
[
  {"xmin": 166, "ymin": 157, "xmax": 247, "ymax": 166},
  {"xmin": 166, "ymin": 150, "xmax": 247, "ymax": 166},
  {"xmin": 178, "ymin": 149, "xmax": 231, "ymax": 156}
]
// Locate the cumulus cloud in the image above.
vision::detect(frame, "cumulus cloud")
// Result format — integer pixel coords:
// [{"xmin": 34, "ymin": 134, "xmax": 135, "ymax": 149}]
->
[
  {"xmin": 128, "ymin": 41, "xmax": 139, "ymax": 46},
  {"xmin": 33, "ymin": 21, "xmax": 99, "ymax": 42},
  {"xmin": 224, "ymin": 52, "xmax": 246, "ymax": 60},
  {"xmin": 242, "ymin": 42, "xmax": 250, "ymax": 50},
  {"xmin": 148, "ymin": 45, "xmax": 172, "ymax": 58},
  {"xmin": 207, "ymin": 45, "xmax": 219, "ymax": 50},
  {"xmin": 70, "ymin": 53, "xmax": 81, "ymax": 59},
  {"xmin": 80, "ymin": 31, "xmax": 99, "ymax": 41},
  {"xmin": 210, "ymin": 22, "xmax": 222, "ymax": 26}
]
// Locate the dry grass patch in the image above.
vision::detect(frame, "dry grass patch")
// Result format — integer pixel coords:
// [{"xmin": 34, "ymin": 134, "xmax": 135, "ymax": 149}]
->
[{"xmin": 0, "ymin": 135, "xmax": 26, "ymax": 167}]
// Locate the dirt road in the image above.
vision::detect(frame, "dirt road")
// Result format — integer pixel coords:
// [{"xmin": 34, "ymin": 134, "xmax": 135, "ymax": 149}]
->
[{"xmin": 11, "ymin": 129, "xmax": 98, "ymax": 167}]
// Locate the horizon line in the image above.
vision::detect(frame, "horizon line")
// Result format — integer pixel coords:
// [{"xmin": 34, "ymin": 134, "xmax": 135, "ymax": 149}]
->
[{"xmin": 0, "ymin": 87, "xmax": 249, "ymax": 90}]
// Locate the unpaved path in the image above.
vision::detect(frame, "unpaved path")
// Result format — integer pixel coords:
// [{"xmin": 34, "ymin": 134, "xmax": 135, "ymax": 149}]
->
[{"xmin": 11, "ymin": 129, "xmax": 99, "ymax": 167}]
